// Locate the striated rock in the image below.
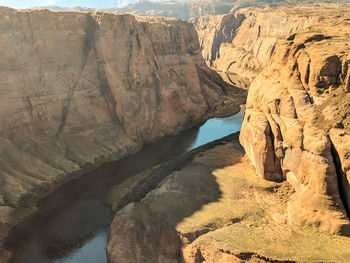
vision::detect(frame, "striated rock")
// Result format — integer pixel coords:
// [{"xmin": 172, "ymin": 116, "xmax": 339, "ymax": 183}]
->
[
  {"xmin": 108, "ymin": 134, "xmax": 350, "ymax": 263},
  {"xmin": 0, "ymin": 7, "xmax": 246, "ymax": 250},
  {"xmin": 240, "ymin": 9, "xmax": 350, "ymax": 234}
]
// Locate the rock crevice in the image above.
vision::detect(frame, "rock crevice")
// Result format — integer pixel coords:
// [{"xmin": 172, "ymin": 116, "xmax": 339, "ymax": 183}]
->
[{"xmin": 330, "ymin": 138, "xmax": 350, "ymax": 219}]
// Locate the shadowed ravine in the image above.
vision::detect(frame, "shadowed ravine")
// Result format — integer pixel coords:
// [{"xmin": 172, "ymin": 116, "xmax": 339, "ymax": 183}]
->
[{"xmin": 4, "ymin": 109, "xmax": 245, "ymax": 263}]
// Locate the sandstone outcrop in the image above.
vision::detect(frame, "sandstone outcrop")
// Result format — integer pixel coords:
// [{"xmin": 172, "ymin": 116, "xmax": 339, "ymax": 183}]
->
[
  {"xmin": 107, "ymin": 134, "xmax": 350, "ymax": 263},
  {"xmin": 240, "ymin": 8, "xmax": 350, "ymax": 234},
  {"xmin": 0, "ymin": 7, "xmax": 245, "ymax": 251}
]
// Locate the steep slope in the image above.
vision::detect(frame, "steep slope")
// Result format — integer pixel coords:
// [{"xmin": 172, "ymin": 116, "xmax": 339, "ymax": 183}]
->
[
  {"xmin": 240, "ymin": 8, "xmax": 350, "ymax": 234},
  {"xmin": 0, "ymin": 7, "xmax": 245, "ymax": 251}
]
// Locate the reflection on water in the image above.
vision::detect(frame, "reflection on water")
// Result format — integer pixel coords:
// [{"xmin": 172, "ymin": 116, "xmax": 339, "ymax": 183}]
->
[
  {"xmin": 6, "ymin": 108, "xmax": 244, "ymax": 263},
  {"xmin": 188, "ymin": 108, "xmax": 245, "ymax": 150},
  {"xmin": 55, "ymin": 230, "xmax": 108, "ymax": 263}
]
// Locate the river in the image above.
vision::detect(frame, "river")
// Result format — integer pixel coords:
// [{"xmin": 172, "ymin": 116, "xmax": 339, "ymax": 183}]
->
[{"xmin": 5, "ymin": 108, "xmax": 245, "ymax": 263}]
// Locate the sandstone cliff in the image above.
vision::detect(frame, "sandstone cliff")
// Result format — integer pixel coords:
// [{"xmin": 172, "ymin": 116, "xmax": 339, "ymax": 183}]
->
[
  {"xmin": 0, "ymin": 7, "xmax": 245, "ymax": 250},
  {"xmin": 240, "ymin": 8, "xmax": 350, "ymax": 234},
  {"xmin": 193, "ymin": 5, "xmax": 348, "ymax": 86}
]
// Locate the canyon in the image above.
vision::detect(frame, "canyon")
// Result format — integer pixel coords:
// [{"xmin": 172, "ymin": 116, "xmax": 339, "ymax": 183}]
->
[
  {"xmin": 0, "ymin": 7, "xmax": 246, "ymax": 260},
  {"xmin": 193, "ymin": 9, "xmax": 313, "ymax": 85},
  {"xmin": 0, "ymin": 1, "xmax": 350, "ymax": 263},
  {"xmin": 107, "ymin": 3, "xmax": 350, "ymax": 263}
]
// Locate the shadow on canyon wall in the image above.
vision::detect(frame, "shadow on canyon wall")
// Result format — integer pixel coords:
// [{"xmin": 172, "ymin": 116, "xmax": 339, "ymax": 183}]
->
[{"xmin": 4, "ymin": 127, "xmax": 200, "ymax": 262}]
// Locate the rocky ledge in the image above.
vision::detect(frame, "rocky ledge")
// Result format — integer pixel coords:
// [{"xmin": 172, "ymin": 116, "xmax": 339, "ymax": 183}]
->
[{"xmin": 0, "ymin": 7, "xmax": 246, "ymax": 253}]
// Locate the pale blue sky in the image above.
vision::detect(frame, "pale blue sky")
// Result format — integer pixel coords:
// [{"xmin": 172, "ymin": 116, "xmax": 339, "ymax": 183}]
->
[{"xmin": 0, "ymin": 0, "xmax": 132, "ymax": 9}]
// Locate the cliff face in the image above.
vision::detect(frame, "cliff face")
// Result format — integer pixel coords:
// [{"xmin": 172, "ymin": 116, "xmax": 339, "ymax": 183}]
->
[
  {"xmin": 193, "ymin": 6, "xmax": 326, "ymax": 84},
  {"xmin": 0, "ymin": 7, "xmax": 244, "ymax": 247},
  {"xmin": 240, "ymin": 9, "xmax": 350, "ymax": 234}
]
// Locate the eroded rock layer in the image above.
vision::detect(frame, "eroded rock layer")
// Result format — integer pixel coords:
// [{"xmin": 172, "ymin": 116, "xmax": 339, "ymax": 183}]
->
[
  {"xmin": 0, "ymin": 7, "xmax": 245, "ymax": 249},
  {"xmin": 240, "ymin": 9, "xmax": 350, "ymax": 234}
]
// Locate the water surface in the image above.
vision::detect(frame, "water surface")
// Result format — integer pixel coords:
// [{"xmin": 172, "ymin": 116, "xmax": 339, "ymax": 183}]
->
[
  {"xmin": 188, "ymin": 109, "xmax": 245, "ymax": 150},
  {"xmin": 6, "ymin": 107, "xmax": 244, "ymax": 263}
]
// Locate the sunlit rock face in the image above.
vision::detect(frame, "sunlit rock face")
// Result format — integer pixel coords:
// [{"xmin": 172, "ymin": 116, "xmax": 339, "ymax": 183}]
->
[
  {"xmin": 240, "ymin": 8, "xmax": 350, "ymax": 234},
  {"xmin": 193, "ymin": 6, "xmax": 325, "ymax": 83},
  {"xmin": 0, "ymin": 7, "xmax": 244, "ymax": 248}
]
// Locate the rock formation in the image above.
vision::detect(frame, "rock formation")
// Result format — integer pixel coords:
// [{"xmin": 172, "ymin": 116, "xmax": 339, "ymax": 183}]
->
[
  {"xmin": 0, "ymin": 7, "xmax": 245, "ymax": 251},
  {"xmin": 240, "ymin": 7, "xmax": 350, "ymax": 234}
]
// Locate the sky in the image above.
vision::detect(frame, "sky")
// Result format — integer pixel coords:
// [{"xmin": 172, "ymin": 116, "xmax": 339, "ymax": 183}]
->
[{"xmin": 0, "ymin": 0, "xmax": 131, "ymax": 9}]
